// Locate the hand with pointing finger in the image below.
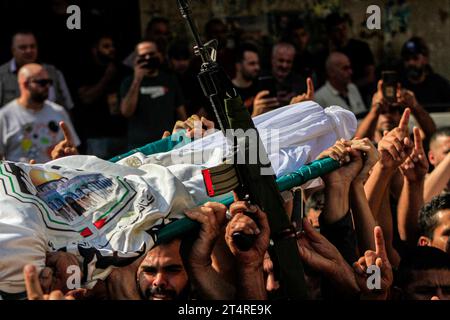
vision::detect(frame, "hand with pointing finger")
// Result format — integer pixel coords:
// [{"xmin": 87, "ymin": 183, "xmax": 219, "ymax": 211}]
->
[
  {"xmin": 51, "ymin": 121, "xmax": 79, "ymax": 160},
  {"xmin": 290, "ymin": 77, "xmax": 314, "ymax": 104},
  {"xmin": 378, "ymin": 108, "xmax": 413, "ymax": 170},
  {"xmin": 24, "ymin": 264, "xmax": 87, "ymax": 300},
  {"xmin": 352, "ymin": 226, "xmax": 393, "ymax": 300},
  {"xmin": 400, "ymin": 127, "xmax": 429, "ymax": 182}
]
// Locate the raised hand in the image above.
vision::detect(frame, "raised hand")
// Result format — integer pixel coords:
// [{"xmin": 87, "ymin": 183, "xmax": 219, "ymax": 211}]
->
[
  {"xmin": 352, "ymin": 226, "xmax": 393, "ymax": 299},
  {"xmin": 318, "ymin": 139, "xmax": 364, "ymax": 186},
  {"xmin": 400, "ymin": 127, "xmax": 429, "ymax": 182},
  {"xmin": 396, "ymin": 83, "xmax": 418, "ymax": 109},
  {"xmin": 252, "ymin": 90, "xmax": 280, "ymax": 116},
  {"xmin": 172, "ymin": 115, "xmax": 215, "ymax": 138},
  {"xmin": 350, "ymin": 138, "xmax": 380, "ymax": 184},
  {"xmin": 225, "ymin": 201, "xmax": 270, "ymax": 268},
  {"xmin": 297, "ymin": 218, "xmax": 360, "ymax": 294},
  {"xmin": 24, "ymin": 264, "xmax": 87, "ymax": 300},
  {"xmin": 377, "ymin": 108, "xmax": 412, "ymax": 169},
  {"xmin": 50, "ymin": 121, "xmax": 79, "ymax": 160},
  {"xmin": 184, "ymin": 202, "xmax": 227, "ymax": 267},
  {"xmin": 290, "ymin": 77, "xmax": 314, "ymax": 104}
]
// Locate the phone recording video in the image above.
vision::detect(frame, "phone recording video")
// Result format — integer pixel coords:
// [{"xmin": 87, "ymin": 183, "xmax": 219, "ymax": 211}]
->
[
  {"xmin": 382, "ymin": 71, "xmax": 398, "ymax": 104},
  {"xmin": 258, "ymin": 76, "xmax": 277, "ymax": 99}
]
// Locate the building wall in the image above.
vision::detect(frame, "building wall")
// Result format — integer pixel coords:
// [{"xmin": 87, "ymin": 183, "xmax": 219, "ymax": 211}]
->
[{"xmin": 140, "ymin": 0, "xmax": 450, "ymax": 79}]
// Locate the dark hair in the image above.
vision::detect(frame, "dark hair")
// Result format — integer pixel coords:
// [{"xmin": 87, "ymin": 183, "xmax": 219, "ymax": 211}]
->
[
  {"xmin": 419, "ymin": 193, "xmax": 450, "ymax": 239},
  {"xmin": 395, "ymin": 246, "xmax": 450, "ymax": 288},
  {"xmin": 11, "ymin": 30, "xmax": 36, "ymax": 45},
  {"xmin": 234, "ymin": 42, "xmax": 260, "ymax": 64},
  {"xmin": 401, "ymin": 36, "xmax": 429, "ymax": 59},
  {"xmin": 430, "ymin": 126, "xmax": 450, "ymax": 146},
  {"xmin": 89, "ymin": 33, "xmax": 114, "ymax": 49},
  {"xmin": 305, "ymin": 189, "xmax": 325, "ymax": 212},
  {"xmin": 146, "ymin": 17, "xmax": 169, "ymax": 32}
]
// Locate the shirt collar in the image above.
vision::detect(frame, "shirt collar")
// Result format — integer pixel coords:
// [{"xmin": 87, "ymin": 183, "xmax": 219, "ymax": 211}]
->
[
  {"xmin": 326, "ymin": 81, "xmax": 352, "ymax": 96},
  {"xmin": 9, "ymin": 59, "xmax": 17, "ymax": 73}
]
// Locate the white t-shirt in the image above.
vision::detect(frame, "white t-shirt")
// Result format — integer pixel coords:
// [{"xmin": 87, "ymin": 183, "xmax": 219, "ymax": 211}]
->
[
  {"xmin": 314, "ymin": 81, "xmax": 367, "ymax": 117},
  {"xmin": 0, "ymin": 100, "xmax": 80, "ymax": 163}
]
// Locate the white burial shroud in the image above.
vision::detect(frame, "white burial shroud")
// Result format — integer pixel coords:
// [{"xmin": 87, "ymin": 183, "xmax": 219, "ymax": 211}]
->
[{"xmin": 0, "ymin": 101, "xmax": 356, "ymax": 294}]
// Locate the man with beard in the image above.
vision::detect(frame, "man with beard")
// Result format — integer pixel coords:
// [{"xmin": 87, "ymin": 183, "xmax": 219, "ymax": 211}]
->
[
  {"xmin": 120, "ymin": 41, "xmax": 187, "ymax": 149},
  {"xmin": 355, "ymin": 78, "xmax": 436, "ymax": 143},
  {"xmin": 77, "ymin": 34, "xmax": 130, "ymax": 159},
  {"xmin": 0, "ymin": 63, "xmax": 79, "ymax": 163},
  {"xmin": 269, "ymin": 42, "xmax": 307, "ymax": 107},
  {"xmin": 400, "ymin": 37, "xmax": 450, "ymax": 112},
  {"xmin": 0, "ymin": 31, "xmax": 73, "ymax": 111},
  {"xmin": 231, "ymin": 43, "xmax": 263, "ymax": 116}
]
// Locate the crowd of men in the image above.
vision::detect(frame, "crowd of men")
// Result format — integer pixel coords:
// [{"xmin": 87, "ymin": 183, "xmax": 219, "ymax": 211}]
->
[{"xmin": 0, "ymin": 12, "xmax": 449, "ymax": 300}]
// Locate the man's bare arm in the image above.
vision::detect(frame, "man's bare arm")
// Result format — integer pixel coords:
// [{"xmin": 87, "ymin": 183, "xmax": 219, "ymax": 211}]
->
[{"xmin": 424, "ymin": 152, "xmax": 450, "ymax": 203}]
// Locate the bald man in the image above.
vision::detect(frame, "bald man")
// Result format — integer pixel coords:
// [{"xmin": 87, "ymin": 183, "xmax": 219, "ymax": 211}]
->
[
  {"xmin": 314, "ymin": 52, "xmax": 366, "ymax": 117},
  {"xmin": 0, "ymin": 63, "xmax": 79, "ymax": 163},
  {"xmin": 0, "ymin": 31, "xmax": 73, "ymax": 110}
]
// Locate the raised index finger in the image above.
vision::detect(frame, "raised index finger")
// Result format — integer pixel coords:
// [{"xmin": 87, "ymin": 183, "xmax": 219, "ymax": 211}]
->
[
  {"xmin": 398, "ymin": 108, "xmax": 410, "ymax": 131},
  {"xmin": 59, "ymin": 121, "xmax": 74, "ymax": 145},
  {"xmin": 413, "ymin": 127, "xmax": 424, "ymax": 153},
  {"xmin": 374, "ymin": 226, "xmax": 388, "ymax": 260},
  {"xmin": 306, "ymin": 77, "xmax": 314, "ymax": 98}
]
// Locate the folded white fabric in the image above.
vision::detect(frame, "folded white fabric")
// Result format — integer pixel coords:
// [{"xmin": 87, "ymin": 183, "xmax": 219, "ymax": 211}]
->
[{"xmin": 125, "ymin": 102, "xmax": 356, "ymax": 177}]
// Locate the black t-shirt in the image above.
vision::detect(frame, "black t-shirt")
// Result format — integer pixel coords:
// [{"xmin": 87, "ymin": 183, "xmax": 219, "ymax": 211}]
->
[
  {"xmin": 402, "ymin": 71, "xmax": 450, "ymax": 111},
  {"xmin": 235, "ymin": 82, "xmax": 259, "ymax": 114},
  {"xmin": 276, "ymin": 72, "xmax": 307, "ymax": 107},
  {"xmin": 76, "ymin": 62, "xmax": 131, "ymax": 138},
  {"xmin": 120, "ymin": 71, "xmax": 184, "ymax": 149}
]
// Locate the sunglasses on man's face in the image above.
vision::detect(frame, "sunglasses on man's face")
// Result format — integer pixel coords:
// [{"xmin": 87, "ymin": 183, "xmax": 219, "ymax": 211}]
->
[{"xmin": 31, "ymin": 79, "xmax": 53, "ymax": 87}]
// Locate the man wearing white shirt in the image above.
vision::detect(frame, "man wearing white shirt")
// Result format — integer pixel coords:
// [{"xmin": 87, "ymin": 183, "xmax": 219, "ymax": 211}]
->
[{"xmin": 314, "ymin": 52, "xmax": 367, "ymax": 118}]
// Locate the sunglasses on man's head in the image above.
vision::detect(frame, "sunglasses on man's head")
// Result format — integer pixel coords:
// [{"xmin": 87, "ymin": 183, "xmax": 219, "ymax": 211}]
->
[{"xmin": 31, "ymin": 79, "xmax": 53, "ymax": 87}]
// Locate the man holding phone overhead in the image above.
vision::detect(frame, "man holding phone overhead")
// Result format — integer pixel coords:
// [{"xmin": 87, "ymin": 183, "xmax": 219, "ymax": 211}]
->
[
  {"xmin": 120, "ymin": 41, "xmax": 188, "ymax": 149},
  {"xmin": 355, "ymin": 73, "xmax": 436, "ymax": 143}
]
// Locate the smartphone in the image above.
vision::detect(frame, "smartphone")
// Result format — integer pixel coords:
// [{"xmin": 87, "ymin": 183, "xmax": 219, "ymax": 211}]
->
[
  {"xmin": 382, "ymin": 71, "xmax": 398, "ymax": 104},
  {"xmin": 257, "ymin": 76, "xmax": 277, "ymax": 98}
]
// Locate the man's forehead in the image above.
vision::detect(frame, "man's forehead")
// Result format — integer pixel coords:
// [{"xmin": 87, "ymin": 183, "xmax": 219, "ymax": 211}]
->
[
  {"xmin": 244, "ymin": 51, "xmax": 258, "ymax": 60},
  {"xmin": 142, "ymin": 241, "xmax": 182, "ymax": 263},
  {"xmin": 275, "ymin": 48, "xmax": 295, "ymax": 57},
  {"xmin": 138, "ymin": 42, "xmax": 157, "ymax": 53},
  {"xmin": 13, "ymin": 34, "xmax": 36, "ymax": 45}
]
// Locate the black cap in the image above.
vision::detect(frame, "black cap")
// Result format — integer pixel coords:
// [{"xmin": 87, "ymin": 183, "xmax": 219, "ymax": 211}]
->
[{"xmin": 401, "ymin": 37, "xmax": 429, "ymax": 59}]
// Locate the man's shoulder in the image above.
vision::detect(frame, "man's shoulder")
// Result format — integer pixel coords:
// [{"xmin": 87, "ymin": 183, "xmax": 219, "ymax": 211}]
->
[
  {"xmin": 315, "ymin": 83, "xmax": 332, "ymax": 96},
  {"xmin": 0, "ymin": 100, "xmax": 20, "ymax": 118},
  {"xmin": 427, "ymin": 72, "xmax": 450, "ymax": 86},
  {"xmin": 44, "ymin": 100, "xmax": 68, "ymax": 114},
  {"xmin": 0, "ymin": 61, "xmax": 11, "ymax": 74}
]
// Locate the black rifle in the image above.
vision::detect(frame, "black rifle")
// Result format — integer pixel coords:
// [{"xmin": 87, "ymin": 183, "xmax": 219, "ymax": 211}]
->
[{"xmin": 177, "ymin": 0, "xmax": 307, "ymax": 299}]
